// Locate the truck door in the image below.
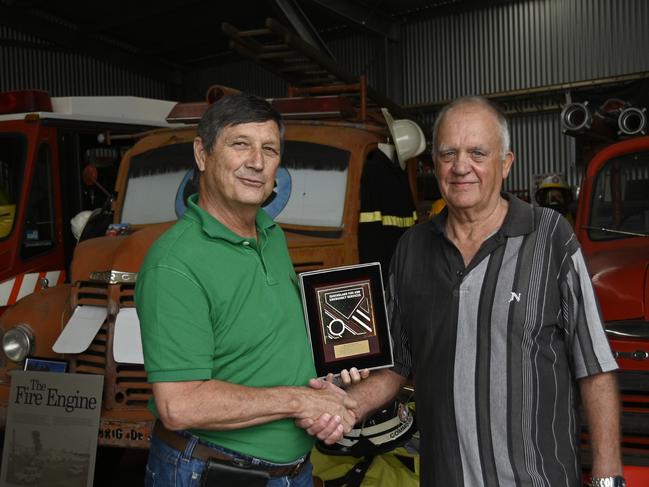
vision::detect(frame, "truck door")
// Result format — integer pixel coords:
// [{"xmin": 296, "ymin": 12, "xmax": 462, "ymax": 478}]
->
[
  {"xmin": 0, "ymin": 131, "xmax": 28, "ymax": 310},
  {"xmin": 21, "ymin": 141, "xmax": 58, "ymax": 260},
  {"xmin": 0, "ymin": 125, "xmax": 64, "ymax": 312}
]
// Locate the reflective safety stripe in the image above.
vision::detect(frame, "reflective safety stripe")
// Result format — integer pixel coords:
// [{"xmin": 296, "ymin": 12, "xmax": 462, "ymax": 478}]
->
[
  {"xmin": 360, "ymin": 211, "xmax": 382, "ymax": 223},
  {"xmin": 7, "ymin": 274, "xmax": 22, "ymax": 306},
  {"xmin": 16, "ymin": 272, "xmax": 39, "ymax": 301},
  {"xmin": 0, "ymin": 279, "xmax": 13, "ymax": 306},
  {"xmin": 359, "ymin": 210, "xmax": 417, "ymax": 228},
  {"xmin": 0, "ymin": 270, "xmax": 65, "ymax": 307}
]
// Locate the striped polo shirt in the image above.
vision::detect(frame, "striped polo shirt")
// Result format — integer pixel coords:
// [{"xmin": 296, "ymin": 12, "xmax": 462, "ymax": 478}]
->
[{"xmin": 388, "ymin": 193, "xmax": 617, "ymax": 487}]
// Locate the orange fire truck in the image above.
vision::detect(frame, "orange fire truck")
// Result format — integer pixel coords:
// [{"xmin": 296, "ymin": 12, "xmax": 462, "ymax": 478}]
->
[{"xmin": 0, "ymin": 90, "xmax": 175, "ymax": 314}]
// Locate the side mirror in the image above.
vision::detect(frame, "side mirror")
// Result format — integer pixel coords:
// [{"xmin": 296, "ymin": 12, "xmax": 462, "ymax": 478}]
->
[{"xmin": 82, "ymin": 164, "xmax": 112, "ymax": 198}]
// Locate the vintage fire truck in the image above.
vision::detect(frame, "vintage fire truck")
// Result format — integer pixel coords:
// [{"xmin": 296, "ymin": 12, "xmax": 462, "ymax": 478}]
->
[
  {"xmin": 574, "ymin": 136, "xmax": 649, "ymax": 471},
  {"xmin": 0, "ymin": 86, "xmax": 423, "ymax": 449},
  {"xmin": 0, "ymin": 90, "xmax": 175, "ymax": 314}
]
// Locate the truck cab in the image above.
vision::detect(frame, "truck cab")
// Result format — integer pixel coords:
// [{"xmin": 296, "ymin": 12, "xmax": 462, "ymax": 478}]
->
[
  {"xmin": 0, "ymin": 90, "xmax": 421, "ymax": 449},
  {"xmin": 0, "ymin": 90, "xmax": 175, "ymax": 314},
  {"xmin": 575, "ymin": 136, "xmax": 649, "ymax": 465}
]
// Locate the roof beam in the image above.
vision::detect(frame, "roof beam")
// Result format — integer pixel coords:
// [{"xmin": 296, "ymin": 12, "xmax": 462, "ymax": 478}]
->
[
  {"xmin": 307, "ymin": 0, "xmax": 399, "ymax": 41},
  {"xmin": 272, "ymin": 0, "xmax": 335, "ymax": 59}
]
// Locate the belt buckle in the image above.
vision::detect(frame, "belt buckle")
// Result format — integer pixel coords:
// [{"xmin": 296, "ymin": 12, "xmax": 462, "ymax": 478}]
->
[
  {"xmin": 287, "ymin": 458, "xmax": 304, "ymax": 476},
  {"xmin": 231, "ymin": 457, "xmax": 252, "ymax": 469}
]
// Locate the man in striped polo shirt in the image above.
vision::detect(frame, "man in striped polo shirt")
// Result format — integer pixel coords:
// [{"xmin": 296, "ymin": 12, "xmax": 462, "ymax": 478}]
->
[{"xmin": 302, "ymin": 97, "xmax": 624, "ymax": 486}]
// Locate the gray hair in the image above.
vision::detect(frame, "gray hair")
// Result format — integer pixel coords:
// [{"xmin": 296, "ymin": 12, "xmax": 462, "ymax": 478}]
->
[{"xmin": 431, "ymin": 96, "xmax": 511, "ymax": 159}]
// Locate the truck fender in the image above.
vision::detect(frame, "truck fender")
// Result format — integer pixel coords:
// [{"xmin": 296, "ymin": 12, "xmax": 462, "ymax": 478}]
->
[{"xmin": 0, "ymin": 283, "xmax": 73, "ymax": 359}]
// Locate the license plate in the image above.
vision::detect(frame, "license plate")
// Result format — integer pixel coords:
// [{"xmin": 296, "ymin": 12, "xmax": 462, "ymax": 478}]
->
[{"xmin": 98, "ymin": 420, "xmax": 153, "ymax": 448}]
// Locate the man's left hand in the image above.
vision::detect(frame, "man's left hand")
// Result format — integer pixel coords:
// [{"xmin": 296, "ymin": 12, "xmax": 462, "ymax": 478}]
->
[{"xmin": 323, "ymin": 367, "xmax": 370, "ymax": 388}]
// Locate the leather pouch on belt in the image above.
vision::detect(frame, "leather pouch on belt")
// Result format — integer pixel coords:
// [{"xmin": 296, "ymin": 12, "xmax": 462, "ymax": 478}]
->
[{"xmin": 200, "ymin": 457, "xmax": 270, "ymax": 487}]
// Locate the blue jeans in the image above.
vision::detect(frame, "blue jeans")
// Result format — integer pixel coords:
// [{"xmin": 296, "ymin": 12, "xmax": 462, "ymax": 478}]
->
[{"xmin": 145, "ymin": 431, "xmax": 313, "ymax": 487}]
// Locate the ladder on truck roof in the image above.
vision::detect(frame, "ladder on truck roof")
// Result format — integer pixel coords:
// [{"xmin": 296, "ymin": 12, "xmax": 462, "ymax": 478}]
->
[{"xmin": 221, "ymin": 18, "xmax": 406, "ymax": 122}]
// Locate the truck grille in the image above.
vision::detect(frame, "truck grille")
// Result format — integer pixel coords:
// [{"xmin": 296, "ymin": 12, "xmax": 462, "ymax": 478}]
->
[
  {"xmin": 74, "ymin": 322, "xmax": 108, "ymax": 374},
  {"xmin": 68, "ymin": 281, "xmax": 151, "ymax": 410},
  {"xmin": 119, "ymin": 283, "xmax": 135, "ymax": 307},
  {"xmin": 618, "ymin": 371, "xmax": 649, "ymax": 441},
  {"xmin": 76, "ymin": 281, "xmax": 109, "ymax": 306}
]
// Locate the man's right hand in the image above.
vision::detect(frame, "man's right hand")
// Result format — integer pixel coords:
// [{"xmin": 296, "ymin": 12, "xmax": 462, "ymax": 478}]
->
[
  {"xmin": 296, "ymin": 378, "xmax": 358, "ymax": 444},
  {"xmin": 297, "ymin": 379, "xmax": 358, "ymax": 436},
  {"xmin": 296, "ymin": 368, "xmax": 406, "ymax": 445}
]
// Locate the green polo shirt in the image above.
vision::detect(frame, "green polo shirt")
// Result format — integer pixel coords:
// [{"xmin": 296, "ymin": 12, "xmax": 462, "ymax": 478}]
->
[{"xmin": 135, "ymin": 194, "xmax": 316, "ymax": 462}]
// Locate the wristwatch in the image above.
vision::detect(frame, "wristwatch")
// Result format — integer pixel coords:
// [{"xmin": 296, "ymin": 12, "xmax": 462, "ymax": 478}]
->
[{"xmin": 591, "ymin": 476, "xmax": 626, "ymax": 487}]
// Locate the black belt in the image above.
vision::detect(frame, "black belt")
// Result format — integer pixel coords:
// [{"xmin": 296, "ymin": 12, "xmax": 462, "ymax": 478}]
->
[{"xmin": 152, "ymin": 421, "xmax": 307, "ymax": 478}]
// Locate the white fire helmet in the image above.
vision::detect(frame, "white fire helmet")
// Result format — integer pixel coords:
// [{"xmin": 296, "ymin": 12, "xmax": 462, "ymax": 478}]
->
[
  {"xmin": 316, "ymin": 401, "xmax": 417, "ymax": 457},
  {"xmin": 70, "ymin": 210, "xmax": 93, "ymax": 242}
]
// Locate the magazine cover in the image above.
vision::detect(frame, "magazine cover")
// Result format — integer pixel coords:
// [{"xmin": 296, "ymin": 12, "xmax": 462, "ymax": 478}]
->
[{"xmin": 0, "ymin": 371, "xmax": 103, "ymax": 487}]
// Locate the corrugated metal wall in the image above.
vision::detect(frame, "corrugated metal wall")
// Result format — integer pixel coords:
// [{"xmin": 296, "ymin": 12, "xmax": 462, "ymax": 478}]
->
[
  {"xmin": 402, "ymin": 0, "xmax": 649, "ymax": 103},
  {"xmin": 308, "ymin": 0, "xmax": 649, "ymax": 194},
  {"xmin": 182, "ymin": 59, "xmax": 288, "ymax": 100},
  {"xmin": 0, "ymin": 25, "xmax": 172, "ymax": 99},
  {"xmin": 507, "ymin": 112, "xmax": 582, "ymax": 195},
  {"xmin": 328, "ymin": 34, "xmax": 387, "ymax": 95},
  {"xmin": 395, "ymin": 0, "xmax": 649, "ymax": 193}
]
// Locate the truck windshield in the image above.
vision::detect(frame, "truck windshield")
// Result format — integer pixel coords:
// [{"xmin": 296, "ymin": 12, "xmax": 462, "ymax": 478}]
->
[
  {"xmin": 273, "ymin": 141, "xmax": 350, "ymax": 228},
  {"xmin": 121, "ymin": 143, "xmax": 195, "ymax": 225},
  {"xmin": 0, "ymin": 134, "xmax": 26, "ymax": 239},
  {"xmin": 120, "ymin": 140, "xmax": 350, "ymax": 228},
  {"xmin": 589, "ymin": 152, "xmax": 649, "ymax": 240}
]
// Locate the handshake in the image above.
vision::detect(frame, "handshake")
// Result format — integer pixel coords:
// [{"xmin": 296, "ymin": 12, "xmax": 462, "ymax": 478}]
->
[{"xmin": 294, "ymin": 367, "xmax": 369, "ymax": 445}]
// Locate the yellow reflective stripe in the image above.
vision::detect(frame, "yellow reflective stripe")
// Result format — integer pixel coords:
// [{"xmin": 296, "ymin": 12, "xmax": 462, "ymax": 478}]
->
[
  {"xmin": 359, "ymin": 211, "xmax": 382, "ymax": 223},
  {"xmin": 382, "ymin": 214, "xmax": 417, "ymax": 227},
  {"xmin": 359, "ymin": 211, "xmax": 418, "ymax": 228}
]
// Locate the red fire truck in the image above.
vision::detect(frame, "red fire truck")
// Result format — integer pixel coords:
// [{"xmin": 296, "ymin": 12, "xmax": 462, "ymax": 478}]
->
[
  {"xmin": 560, "ymin": 100, "xmax": 649, "ymax": 482},
  {"xmin": 574, "ymin": 136, "xmax": 649, "ymax": 480},
  {"xmin": 0, "ymin": 90, "xmax": 175, "ymax": 313}
]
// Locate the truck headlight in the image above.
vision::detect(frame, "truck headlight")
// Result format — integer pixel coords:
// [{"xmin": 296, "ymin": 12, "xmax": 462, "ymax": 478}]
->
[{"xmin": 2, "ymin": 324, "xmax": 34, "ymax": 362}]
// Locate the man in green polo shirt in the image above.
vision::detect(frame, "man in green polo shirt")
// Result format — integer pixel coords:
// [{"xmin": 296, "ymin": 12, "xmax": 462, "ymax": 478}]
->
[{"xmin": 136, "ymin": 93, "xmax": 358, "ymax": 487}]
